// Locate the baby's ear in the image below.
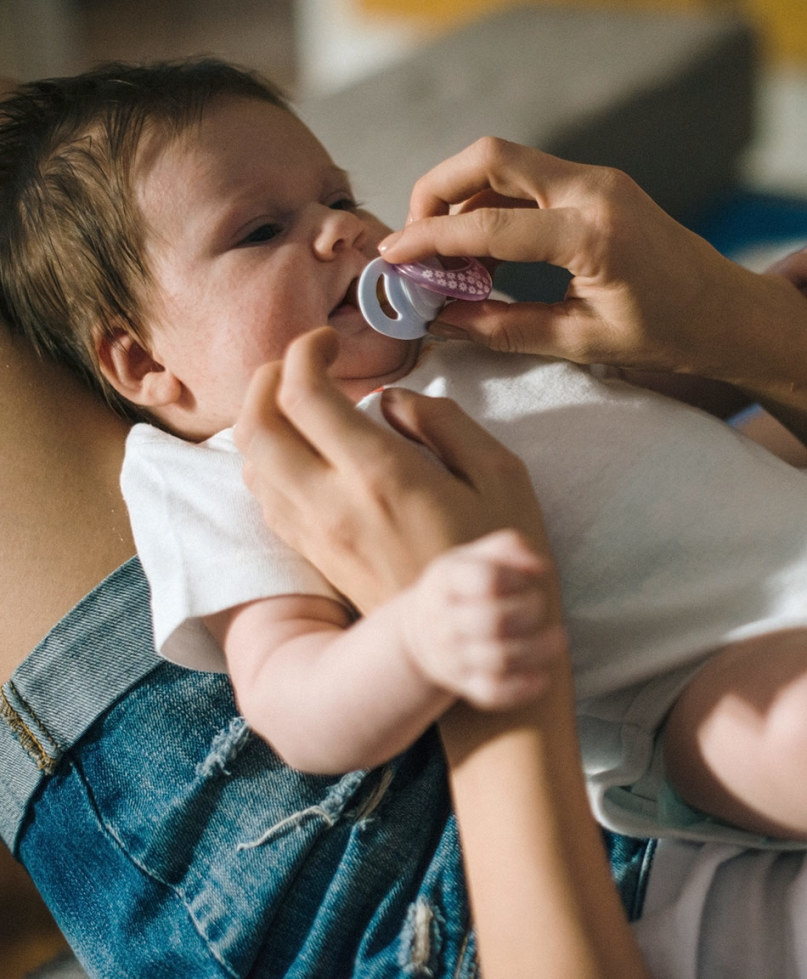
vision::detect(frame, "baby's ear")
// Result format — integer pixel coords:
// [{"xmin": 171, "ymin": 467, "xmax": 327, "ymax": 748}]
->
[{"xmin": 96, "ymin": 328, "xmax": 181, "ymax": 408}]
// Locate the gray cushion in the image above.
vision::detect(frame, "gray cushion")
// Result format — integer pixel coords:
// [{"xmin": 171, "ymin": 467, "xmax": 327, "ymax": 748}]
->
[{"xmin": 301, "ymin": 6, "xmax": 755, "ymax": 227}]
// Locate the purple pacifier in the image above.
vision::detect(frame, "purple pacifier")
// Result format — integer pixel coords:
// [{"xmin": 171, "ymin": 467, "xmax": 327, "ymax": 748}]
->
[{"xmin": 358, "ymin": 255, "xmax": 492, "ymax": 339}]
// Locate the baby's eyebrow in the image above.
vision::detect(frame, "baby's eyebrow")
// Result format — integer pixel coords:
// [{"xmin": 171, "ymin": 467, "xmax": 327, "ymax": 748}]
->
[{"xmin": 324, "ymin": 165, "xmax": 353, "ymax": 187}]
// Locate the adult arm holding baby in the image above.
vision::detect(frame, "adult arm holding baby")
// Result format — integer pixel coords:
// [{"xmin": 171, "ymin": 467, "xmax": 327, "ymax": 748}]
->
[
  {"xmin": 381, "ymin": 139, "xmax": 807, "ymax": 841},
  {"xmin": 237, "ymin": 140, "xmax": 807, "ymax": 977}
]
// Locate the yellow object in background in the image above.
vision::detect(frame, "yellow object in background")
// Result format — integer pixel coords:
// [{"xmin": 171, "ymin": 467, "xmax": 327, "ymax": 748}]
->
[
  {"xmin": 359, "ymin": 0, "xmax": 512, "ymax": 30},
  {"xmin": 359, "ymin": 0, "xmax": 807, "ymax": 63},
  {"xmin": 745, "ymin": 0, "xmax": 807, "ymax": 62}
]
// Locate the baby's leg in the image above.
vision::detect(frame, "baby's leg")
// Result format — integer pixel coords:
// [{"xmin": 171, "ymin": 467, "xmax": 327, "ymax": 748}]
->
[{"xmin": 664, "ymin": 628, "xmax": 807, "ymax": 840}]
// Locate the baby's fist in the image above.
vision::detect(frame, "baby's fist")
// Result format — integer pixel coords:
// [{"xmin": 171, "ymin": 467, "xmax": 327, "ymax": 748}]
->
[{"xmin": 404, "ymin": 530, "xmax": 567, "ymax": 709}]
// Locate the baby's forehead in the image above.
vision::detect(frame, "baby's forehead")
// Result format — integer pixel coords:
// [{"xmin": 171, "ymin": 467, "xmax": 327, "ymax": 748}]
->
[
  {"xmin": 143, "ymin": 99, "xmax": 343, "ymax": 194},
  {"xmin": 133, "ymin": 94, "xmax": 286, "ymax": 165}
]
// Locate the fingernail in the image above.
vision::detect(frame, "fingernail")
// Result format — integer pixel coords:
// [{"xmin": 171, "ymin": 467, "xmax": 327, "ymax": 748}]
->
[{"xmin": 378, "ymin": 230, "xmax": 402, "ymax": 254}]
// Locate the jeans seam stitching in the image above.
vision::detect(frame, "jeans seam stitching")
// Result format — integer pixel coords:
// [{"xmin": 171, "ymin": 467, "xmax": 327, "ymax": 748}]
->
[
  {"xmin": 0, "ymin": 681, "xmax": 61, "ymax": 773},
  {"xmin": 73, "ymin": 757, "xmax": 239, "ymax": 978}
]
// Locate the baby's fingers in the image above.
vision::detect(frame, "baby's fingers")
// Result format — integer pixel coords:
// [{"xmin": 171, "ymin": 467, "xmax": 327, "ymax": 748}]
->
[
  {"xmin": 460, "ymin": 626, "xmax": 569, "ymax": 711},
  {"xmin": 441, "ymin": 529, "xmax": 560, "ymax": 602}
]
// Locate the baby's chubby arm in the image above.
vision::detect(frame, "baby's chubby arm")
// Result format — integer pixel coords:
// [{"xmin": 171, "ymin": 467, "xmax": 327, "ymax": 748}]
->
[{"xmin": 205, "ymin": 529, "xmax": 565, "ymax": 774}]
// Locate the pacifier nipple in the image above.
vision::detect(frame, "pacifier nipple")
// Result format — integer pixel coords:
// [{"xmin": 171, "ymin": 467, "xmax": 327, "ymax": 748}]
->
[{"xmin": 357, "ymin": 255, "xmax": 492, "ymax": 339}]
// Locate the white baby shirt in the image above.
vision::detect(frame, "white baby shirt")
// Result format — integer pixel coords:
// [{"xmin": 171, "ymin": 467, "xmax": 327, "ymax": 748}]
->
[
  {"xmin": 122, "ymin": 426, "xmax": 339, "ymax": 673},
  {"xmin": 122, "ymin": 339, "xmax": 807, "ymax": 845}
]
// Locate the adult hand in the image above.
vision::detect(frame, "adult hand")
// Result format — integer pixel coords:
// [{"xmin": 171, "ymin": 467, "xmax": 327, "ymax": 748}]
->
[
  {"xmin": 235, "ymin": 327, "xmax": 556, "ymax": 614},
  {"xmin": 379, "ymin": 139, "xmax": 807, "ymax": 427}
]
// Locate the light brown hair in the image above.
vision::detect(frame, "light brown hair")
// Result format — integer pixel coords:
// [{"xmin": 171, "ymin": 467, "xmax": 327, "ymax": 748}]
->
[{"xmin": 0, "ymin": 59, "xmax": 289, "ymax": 419}]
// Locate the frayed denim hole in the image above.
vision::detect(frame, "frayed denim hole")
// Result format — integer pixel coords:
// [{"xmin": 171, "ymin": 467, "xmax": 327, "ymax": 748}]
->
[
  {"xmin": 399, "ymin": 897, "xmax": 444, "ymax": 977},
  {"xmin": 195, "ymin": 716, "xmax": 252, "ymax": 778},
  {"xmin": 351, "ymin": 764, "xmax": 395, "ymax": 829}
]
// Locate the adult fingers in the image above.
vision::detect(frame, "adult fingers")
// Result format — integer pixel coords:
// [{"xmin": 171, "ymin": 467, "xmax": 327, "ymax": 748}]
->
[
  {"xmin": 235, "ymin": 357, "xmax": 331, "ymax": 520},
  {"xmin": 380, "ymin": 388, "xmax": 528, "ymax": 489},
  {"xmin": 380, "ymin": 205, "xmax": 601, "ymax": 280},
  {"xmin": 274, "ymin": 328, "xmax": 432, "ymax": 476},
  {"xmin": 380, "ymin": 390, "xmax": 553, "ymax": 551},
  {"xmin": 428, "ymin": 296, "xmax": 611, "ymax": 363},
  {"xmin": 401, "ymin": 138, "xmax": 591, "ymax": 219},
  {"xmin": 235, "ymin": 358, "xmax": 283, "ymax": 454}
]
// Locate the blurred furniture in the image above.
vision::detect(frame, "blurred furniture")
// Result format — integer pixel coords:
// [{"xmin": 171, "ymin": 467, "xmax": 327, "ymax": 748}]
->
[{"xmin": 301, "ymin": 4, "xmax": 756, "ymax": 229}]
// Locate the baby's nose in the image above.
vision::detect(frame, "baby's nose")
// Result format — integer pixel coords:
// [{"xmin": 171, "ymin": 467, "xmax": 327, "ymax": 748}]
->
[{"xmin": 312, "ymin": 207, "xmax": 366, "ymax": 259}]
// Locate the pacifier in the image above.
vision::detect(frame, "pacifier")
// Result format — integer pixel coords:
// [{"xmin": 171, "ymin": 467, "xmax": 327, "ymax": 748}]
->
[{"xmin": 357, "ymin": 255, "xmax": 492, "ymax": 339}]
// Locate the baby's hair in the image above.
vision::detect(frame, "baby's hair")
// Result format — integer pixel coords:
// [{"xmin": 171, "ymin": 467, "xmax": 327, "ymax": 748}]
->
[{"xmin": 0, "ymin": 58, "xmax": 290, "ymax": 419}]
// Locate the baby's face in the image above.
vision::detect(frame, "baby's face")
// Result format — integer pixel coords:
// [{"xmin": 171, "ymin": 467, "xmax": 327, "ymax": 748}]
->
[{"xmin": 136, "ymin": 96, "xmax": 418, "ymax": 439}]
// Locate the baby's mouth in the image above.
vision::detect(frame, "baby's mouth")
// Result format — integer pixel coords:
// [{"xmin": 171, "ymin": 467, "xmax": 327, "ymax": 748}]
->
[
  {"xmin": 343, "ymin": 278, "xmax": 359, "ymax": 309},
  {"xmin": 330, "ymin": 278, "xmax": 360, "ymax": 317}
]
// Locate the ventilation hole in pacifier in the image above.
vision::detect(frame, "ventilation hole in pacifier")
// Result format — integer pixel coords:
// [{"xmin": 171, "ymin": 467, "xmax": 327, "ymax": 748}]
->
[{"xmin": 376, "ymin": 278, "xmax": 399, "ymax": 320}]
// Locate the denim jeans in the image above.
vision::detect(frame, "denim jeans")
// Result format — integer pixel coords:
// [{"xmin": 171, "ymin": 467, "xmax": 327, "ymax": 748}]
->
[{"xmin": 1, "ymin": 559, "xmax": 652, "ymax": 977}]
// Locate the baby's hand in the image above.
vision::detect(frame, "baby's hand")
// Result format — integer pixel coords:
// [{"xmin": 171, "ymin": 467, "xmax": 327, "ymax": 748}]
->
[{"xmin": 403, "ymin": 529, "xmax": 567, "ymax": 710}]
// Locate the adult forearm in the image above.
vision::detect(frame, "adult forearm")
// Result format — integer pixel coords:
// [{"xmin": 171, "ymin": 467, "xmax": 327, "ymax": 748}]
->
[{"xmin": 441, "ymin": 670, "xmax": 651, "ymax": 979}]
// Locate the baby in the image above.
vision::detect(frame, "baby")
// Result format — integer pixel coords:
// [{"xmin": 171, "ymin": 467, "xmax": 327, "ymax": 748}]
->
[{"xmin": 3, "ymin": 59, "xmax": 807, "ymax": 847}]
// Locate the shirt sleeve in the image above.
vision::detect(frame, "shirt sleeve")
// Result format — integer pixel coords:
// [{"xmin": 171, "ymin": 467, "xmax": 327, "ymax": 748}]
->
[{"xmin": 121, "ymin": 425, "xmax": 340, "ymax": 672}]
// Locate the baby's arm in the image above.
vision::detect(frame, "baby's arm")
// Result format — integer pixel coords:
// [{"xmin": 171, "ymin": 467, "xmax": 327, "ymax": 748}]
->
[{"xmin": 206, "ymin": 530, "xmax": 565, "ymax": 774}]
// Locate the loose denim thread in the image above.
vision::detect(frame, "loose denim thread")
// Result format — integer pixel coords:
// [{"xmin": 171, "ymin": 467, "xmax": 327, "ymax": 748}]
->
[
  {"xmin": 353, "ymin": 764, "xmax": 394, "ymax": 825},
  {"xmin": 399, "ymin": 897, "xmax": 442, "ymax": 977},
  {"xmin": 236, "ymin": 769, "xmax": 368, "ymax": 851},
  {"xmin": 196, "ymin": 716, "xmax": 252, "ymax": 778},
  {"xmin": 0, "ymin": 681, "xmax": 60, "ymax": 773},
  {"xmin": 454, "ymin": 932, "xmax": 479, "ymax": 979}
]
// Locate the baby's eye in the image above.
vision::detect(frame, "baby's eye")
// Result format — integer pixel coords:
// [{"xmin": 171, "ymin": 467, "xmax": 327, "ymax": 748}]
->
[
  {"xmin": 240, "ymin": 223, "xmax": 282, "ymax": 246},
  {"xmin": 329, "ymin": 196, "xmax": 359, "ymax": 212}
]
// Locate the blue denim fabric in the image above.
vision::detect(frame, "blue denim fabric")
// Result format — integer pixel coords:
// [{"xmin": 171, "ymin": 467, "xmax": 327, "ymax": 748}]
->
[
  {"xmin": 3, "ymin": 560, "xmax": 478, "ymax": 977},
  {"xmin": 1, "ymin": 558, "xmax": 651, "ymax": 977},
  {"xmin": 601, "ymin": 829, "xmax": 656, "ymax": 922}
]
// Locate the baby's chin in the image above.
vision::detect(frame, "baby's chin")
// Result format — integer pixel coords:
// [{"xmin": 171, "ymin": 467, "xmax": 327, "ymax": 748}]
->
[{"xmin": 330, "ymin": 335, "xmax": 421, "ymax": 404}]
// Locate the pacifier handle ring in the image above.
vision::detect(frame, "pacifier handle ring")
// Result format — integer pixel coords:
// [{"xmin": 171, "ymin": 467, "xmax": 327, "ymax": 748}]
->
[
  {"xmin": 357, "ymin": 257, "xmax": 442, "ymax": 339},
  {"xmin": 357, "ymin": 255, "xmax": 493, "ymax": 340}
]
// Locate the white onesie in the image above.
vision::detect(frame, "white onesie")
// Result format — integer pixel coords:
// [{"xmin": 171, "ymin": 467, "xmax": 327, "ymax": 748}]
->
[{"xmin": 123, "ymin": 339, "xmax": 807, "ymax": 845}]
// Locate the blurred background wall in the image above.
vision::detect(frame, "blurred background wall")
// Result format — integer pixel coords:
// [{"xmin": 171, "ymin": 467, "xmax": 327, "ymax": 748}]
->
[
  {"xmin": 1, "ymin": 0, "xmax": 805, "ymax": 92},
  {"xmin": 300, "ymin": 0, "xmax": 807, "ymax": 93},
  {"xmin": 293, "ymin": 0, "xmax": 807, "ymax": 202},
  {"xmin": 1, "ymin": 0, "xmax": 805, "ymax": 200}
]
